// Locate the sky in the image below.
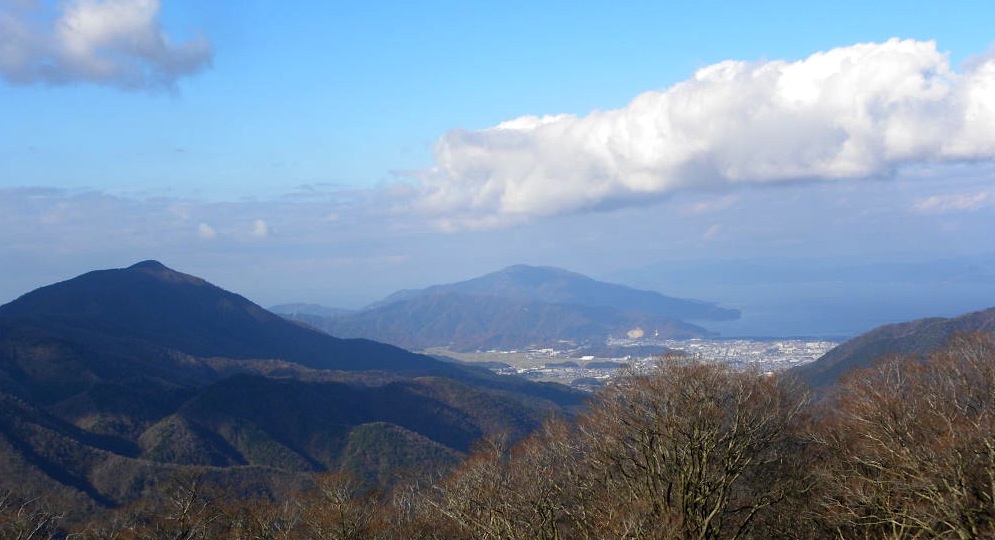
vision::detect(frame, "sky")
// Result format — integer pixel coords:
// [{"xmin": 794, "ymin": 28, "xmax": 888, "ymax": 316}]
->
[{"xmin": 2, "ymin": 0, "xmax": 995, "ymax": 337}]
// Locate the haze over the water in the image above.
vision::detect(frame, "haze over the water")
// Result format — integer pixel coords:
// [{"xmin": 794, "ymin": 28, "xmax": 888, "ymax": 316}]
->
[{"xmin": 2, "ymin": 0, "xmax": 994, "ymax": 337}]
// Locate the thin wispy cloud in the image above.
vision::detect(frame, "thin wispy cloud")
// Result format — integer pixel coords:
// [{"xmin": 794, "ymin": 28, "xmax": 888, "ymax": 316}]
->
[
  {"xmin": 415, "ymin": 39, "xmax": 995, "ymax": 229},
  {"xmin": 682, "ymin": 195, "xmax": 739, "ymax": 216},
  {"xmin": 0, "ymin": 0, "xmax": 211, "ymax": 89},
  {"xmin": 701, "ymin": 224, "xmax": 722, "ymax": 241},
  {"xmin": 0, "ymin": 186, "xmax": 410, "ymax": 255},
  {"xmin": 914, "ymin": 190, "xmax": 994, "ymax": 214}
]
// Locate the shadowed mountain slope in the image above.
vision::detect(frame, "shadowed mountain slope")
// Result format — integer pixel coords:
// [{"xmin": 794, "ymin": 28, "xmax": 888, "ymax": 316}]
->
[
  {"xmin": 792, "ymin": 306, "xmax": 995, "ymax": 388},
  {"xmin": 0, "ymin": 260, "xmax": 441, "ymax": 373},
  {"xmin": 0, "ymin": 261, "xmax": 583, "ymax": 509}
]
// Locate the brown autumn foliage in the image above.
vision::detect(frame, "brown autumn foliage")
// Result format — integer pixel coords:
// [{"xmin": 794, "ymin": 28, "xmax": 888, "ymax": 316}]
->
[
  {"xmin": 5, "ymin": 332, "xmax": 995, "ymax": 539},
  {"xmin": 420, "ymin": 354, "xmax": 814, "ymax": 540},
  {"xmin": 812, "ymin": 332, "xmax": 995, "ymax": 539}
]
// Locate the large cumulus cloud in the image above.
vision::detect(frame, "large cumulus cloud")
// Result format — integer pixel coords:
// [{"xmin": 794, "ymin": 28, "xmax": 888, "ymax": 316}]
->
[
  {"xmin": 0, "ymin": 0, "xmax": 211, "ymax": 89},
  {"xmin": 416, "ymin": 39, "xmax": 995, "ymax": 229}
]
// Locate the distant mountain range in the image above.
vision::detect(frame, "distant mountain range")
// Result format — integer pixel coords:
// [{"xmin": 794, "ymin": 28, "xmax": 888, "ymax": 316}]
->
[
  {"xmin": 0, "ymin": 261, "xmax": 583, "ymax": 510},
  {"xmin": 275, "ymin": 265, "xmax": 740, "ymax": 352},
  {"xmin": 792, "ymin": 306, "xmax": 995, "ymax": 388}
]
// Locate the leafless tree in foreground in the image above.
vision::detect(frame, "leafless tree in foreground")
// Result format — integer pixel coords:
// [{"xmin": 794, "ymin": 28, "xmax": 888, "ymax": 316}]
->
[
  {"xmin": 574, "ymin": 355, "xmax": 811, "ymax": 539},
  {"xmin": 0, "ymin": 490, "xmax": 62, "ymax": 540},
  {"xmin": 428, "ymin": 355, "xmax": 811, "ymax": 540},
  {"xmin": 814, "ymin": 332, "xmax": 995, "ymax": 539}
]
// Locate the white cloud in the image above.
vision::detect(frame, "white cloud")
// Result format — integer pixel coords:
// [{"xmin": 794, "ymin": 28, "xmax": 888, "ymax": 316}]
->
[
  {"xmin": 197, "ymin": 222, "xmax": 216, "ymax": 239},
  {"xmin": 0, "ymin": 0, "xmax": 211, "ymax": 89},
  {"xmin": 251, "ymin": 219, "xmax": 269, "ymax": 238},
  {"xmin": 415, "ymin": 39, "xmax": 995, "ymax": 229}
]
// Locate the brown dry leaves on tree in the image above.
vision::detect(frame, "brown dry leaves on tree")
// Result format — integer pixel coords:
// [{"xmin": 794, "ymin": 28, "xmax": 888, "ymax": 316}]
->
[{"xmin": 815, "ymin": 332, "xmax": 995, "ymax": 539}]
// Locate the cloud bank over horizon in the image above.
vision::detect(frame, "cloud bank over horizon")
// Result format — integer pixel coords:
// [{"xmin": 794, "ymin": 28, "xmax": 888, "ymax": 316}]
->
[
  {"xmin": 0, "ymin": 0, "xmax": 211, "ymax": 89},
  {"xmin": 415, "ymin": 39, "xmax": 995, "ymax": 229}
]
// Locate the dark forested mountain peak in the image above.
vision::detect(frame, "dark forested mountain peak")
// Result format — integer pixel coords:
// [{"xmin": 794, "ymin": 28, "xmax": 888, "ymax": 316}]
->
[
  {"xmin": 129, "ymin": 259, "xmax": 169, "ymax": 271},
  {"xmin": 0, "ymin": 260, "xmax": 274, "ymax": 329},
  {"xmin": 0, "ymin": 261, "xmax": 440, "ymax": 372},
  {"xmin": 126, "ymin": 260, "xmax": 208, "ymax": 286}
]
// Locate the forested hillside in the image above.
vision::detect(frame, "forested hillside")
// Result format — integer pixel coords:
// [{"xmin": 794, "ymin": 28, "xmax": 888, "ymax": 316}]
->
[
  {"xmin": 5, "ymin": 332, "xmax": 995, "ymax": 539},
  {"xmin": 793, "ymin": 306, "xmax": 995, "ymax": 387}
]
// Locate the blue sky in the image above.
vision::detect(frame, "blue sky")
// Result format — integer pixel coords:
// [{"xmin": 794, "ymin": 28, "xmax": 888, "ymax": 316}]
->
[{"xmin": 2, "ymin": 0, "xmax": 995, "ymax": 336}]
